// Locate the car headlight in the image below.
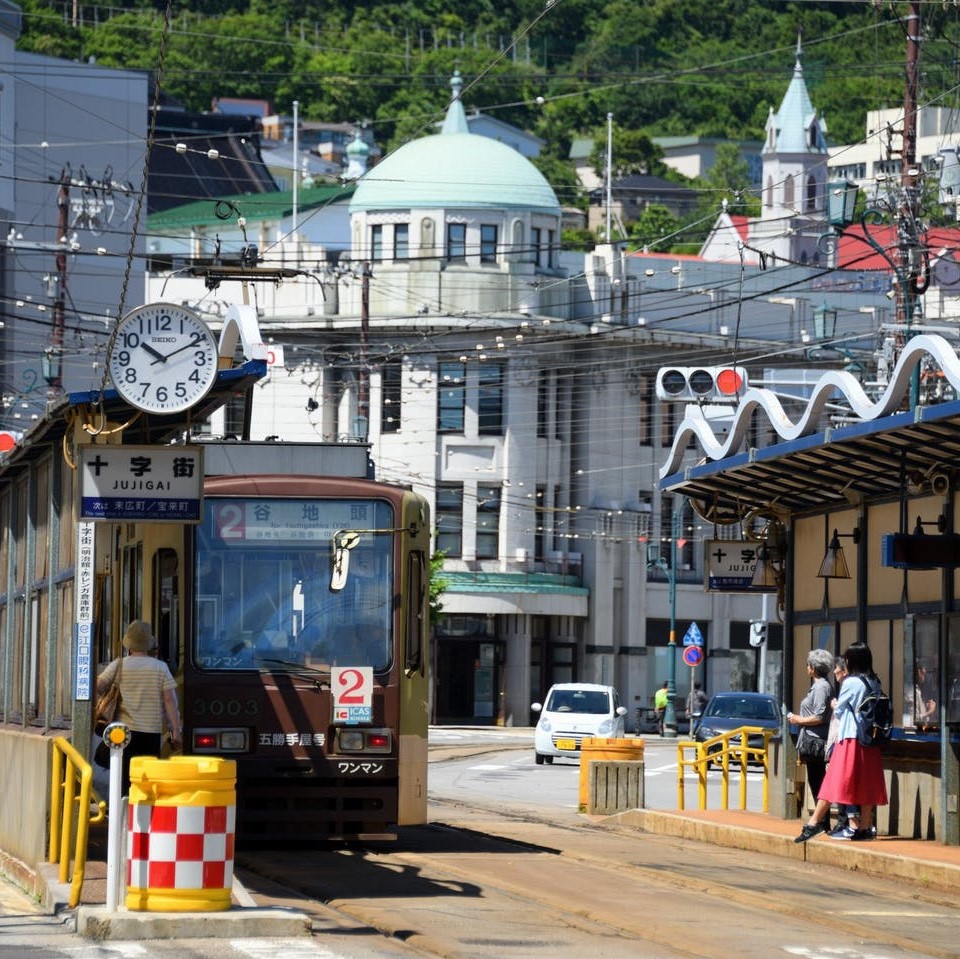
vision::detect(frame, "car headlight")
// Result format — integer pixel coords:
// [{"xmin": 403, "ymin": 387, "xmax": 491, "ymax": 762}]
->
[
  {"xmin": 539, "ymin": 716, "xmax": 552, "ymax": 732},
  {"xmin": 597, "ymin": 718, "xmax": 614, "ymax": 736}
]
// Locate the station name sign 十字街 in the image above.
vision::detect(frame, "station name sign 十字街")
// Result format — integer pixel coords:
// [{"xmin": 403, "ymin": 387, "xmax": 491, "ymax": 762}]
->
[
  {"xmin": 704, "ymin": 539, "xmax": 775, "ymax": 593},
  {"xmin": 79, "ymin": 445, "xmax": 204, "ymax": 522}
]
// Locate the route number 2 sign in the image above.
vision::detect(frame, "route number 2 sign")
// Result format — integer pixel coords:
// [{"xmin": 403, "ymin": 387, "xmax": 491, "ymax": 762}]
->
[{"xmin": 332, "ymin": 666, "xmax": 373, "ymax": 723}]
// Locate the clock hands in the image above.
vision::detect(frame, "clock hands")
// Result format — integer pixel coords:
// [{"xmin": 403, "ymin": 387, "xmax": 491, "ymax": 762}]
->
[
  {"xmin": 142, "ymin": 343, "xmax": 168, "ymax": 365},
  {"xmin": 157, "ymin": 339, "xmax": 207, "ymax": 363},
  {"xmin": 144, "ymin": 338, "xmax": 211, "ymax": 366}
]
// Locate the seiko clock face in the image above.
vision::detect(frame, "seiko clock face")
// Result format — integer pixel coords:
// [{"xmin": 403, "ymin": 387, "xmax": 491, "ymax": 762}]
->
[{"xmin": 108, "ymin": 304, "xmax": 219, "ymax": 414}]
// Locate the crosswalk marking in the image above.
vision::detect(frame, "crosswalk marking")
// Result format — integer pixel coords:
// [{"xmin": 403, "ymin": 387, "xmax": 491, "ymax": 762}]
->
[{"xmin": 231, "ymin": 940, "xmax": 346, "ymax": 958}]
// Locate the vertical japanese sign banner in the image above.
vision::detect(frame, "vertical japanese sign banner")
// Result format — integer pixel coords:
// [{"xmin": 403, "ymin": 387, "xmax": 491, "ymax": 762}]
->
[{"xmin": 74, "ymin": 521, "xmax": 95, "ymax": 700}]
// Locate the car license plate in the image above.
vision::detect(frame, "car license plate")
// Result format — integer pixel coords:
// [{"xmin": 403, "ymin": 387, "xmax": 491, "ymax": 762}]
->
[{"xmin": 555, "ymin": 738, "xmax": 577, "ymax": 750}]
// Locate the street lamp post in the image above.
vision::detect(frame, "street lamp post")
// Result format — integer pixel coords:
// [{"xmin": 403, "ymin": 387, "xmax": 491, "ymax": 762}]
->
[
  {"xmin": 647, "ymin": 506, "xmax": 681, "ymax": 738},
  {"xmin": 665, "ymin": 516, "xmax": 678, "ymax": 737}
]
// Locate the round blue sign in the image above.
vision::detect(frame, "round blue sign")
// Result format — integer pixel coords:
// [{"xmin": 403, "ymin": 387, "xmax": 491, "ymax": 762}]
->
[{"xmin": 682, "ymin": 645, "xmax": 703, "ymax": 667}]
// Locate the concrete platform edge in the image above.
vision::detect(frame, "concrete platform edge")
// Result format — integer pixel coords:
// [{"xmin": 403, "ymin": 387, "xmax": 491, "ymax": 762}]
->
[
  {"xmin": 609, "ymin": 809, "xmax": 960, "ymax": 894},
  {"xmin": 75, "ymin": 904, "xmax": 312, "ymax": 941},
  {"xmin": 35, "ymin": 862, "xmax": 311, "ymax": 940}
]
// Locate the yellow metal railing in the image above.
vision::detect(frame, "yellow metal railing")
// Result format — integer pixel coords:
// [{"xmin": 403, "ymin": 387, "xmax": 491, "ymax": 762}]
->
[
  {"xmin": 676, "ymin": 726, "xmax": 775, "ymax": 813},
  {"xmin": 49, "ymin": 737, "xmax": 107, "ymax": 908}
]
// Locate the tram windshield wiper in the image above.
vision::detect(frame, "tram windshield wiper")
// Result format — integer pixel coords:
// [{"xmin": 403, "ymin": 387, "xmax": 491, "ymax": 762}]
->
[{"xmin": 257, "ymin": 657, "xmax": 330, "ymax": 676}]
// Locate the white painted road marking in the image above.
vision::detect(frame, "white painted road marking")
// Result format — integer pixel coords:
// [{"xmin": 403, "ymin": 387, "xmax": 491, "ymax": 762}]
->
[{"xmin": 232, "ymin": 940, "xmax": 347, "ymax": 958}]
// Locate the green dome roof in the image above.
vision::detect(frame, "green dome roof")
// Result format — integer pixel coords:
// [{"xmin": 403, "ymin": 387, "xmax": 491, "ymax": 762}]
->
[
  {"xmin": 351, "ymin": 132, "xmax": 559, "ymax": 214},
  {"xmin": 351, "ymin": 72, "xmax": 559, "ymax": 217}
]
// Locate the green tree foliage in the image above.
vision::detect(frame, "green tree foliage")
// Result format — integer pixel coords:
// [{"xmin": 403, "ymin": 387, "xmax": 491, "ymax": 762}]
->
[
  {"xmin": 699, "ymin": 142, "xmax": 759, "ymax": 215},
  {"xmin": 629, "ymin": 204, "xmax": 680, "ymax": 253},
  {"xmin": 532, "ymin": 154, "xmax": 585, "ymax": 211},
  {"xmin": 11, "ymin": 0, "xmax": 950, "ymax": 220},
  {"xmin": 588, "ymin": 128, "xmax": 666, "ymax": 180},
  {"xmin": 429, "ymin": 548, "xmax": 449, "ymax": 626}
]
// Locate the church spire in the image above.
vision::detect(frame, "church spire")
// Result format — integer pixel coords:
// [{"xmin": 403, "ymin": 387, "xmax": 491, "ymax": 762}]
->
[{"xmin": 762, "ymin": 32, "xmax": 827, "ymax": 156}]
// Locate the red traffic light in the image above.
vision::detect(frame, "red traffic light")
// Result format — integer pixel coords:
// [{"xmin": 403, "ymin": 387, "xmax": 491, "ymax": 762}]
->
[
  {"xmin": 655, "ymin": 366, "xmax": 748, "ymax": 402},
  {"xmin": 715, "ymin": 368, "xmax": 745, "ymax": 395}
]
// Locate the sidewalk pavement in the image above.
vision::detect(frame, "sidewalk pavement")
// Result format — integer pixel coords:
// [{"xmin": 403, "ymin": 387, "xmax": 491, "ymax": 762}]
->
[{"xmin": 7, "ymin": 730, "xmax": 960, "ymax": 938}]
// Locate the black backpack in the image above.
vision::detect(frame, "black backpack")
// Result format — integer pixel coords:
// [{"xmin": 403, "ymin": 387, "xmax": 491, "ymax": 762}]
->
[{"xmin": 856, "ymin": 675, "xmax": 893, "ymax": 748}]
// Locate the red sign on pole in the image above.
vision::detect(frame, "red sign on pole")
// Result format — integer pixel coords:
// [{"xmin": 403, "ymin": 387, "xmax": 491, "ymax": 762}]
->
[{"xmin": 682, "ymin": 645, "xmax": 703, "ymax": 668}]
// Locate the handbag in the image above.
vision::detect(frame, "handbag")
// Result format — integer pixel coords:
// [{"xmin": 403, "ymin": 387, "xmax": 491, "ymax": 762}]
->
[
  {"xmin": 94, "ymin": 658, "xmax": 123, "ymax": 736},
  {"xmin": 93, "ymin": 739, "xmax": 111, "ymax": 769},
  {"xmin": 796, "ymin": 727, "xmax": 826, "ymax": 763}
]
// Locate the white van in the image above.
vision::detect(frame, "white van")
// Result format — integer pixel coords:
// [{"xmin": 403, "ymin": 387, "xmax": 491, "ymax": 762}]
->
[{"xmin": 531, "ymin": 682, "xmax": 627, "ymax": 764}]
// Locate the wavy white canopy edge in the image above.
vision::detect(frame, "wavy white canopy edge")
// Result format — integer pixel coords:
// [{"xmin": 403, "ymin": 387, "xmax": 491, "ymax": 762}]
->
[{"xmin": 659, "ymin": 333, "xmax": 960, "ymax": 481}]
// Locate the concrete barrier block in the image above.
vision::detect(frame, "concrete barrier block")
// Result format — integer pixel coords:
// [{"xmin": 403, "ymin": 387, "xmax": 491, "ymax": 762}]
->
[{"xmin": 588, "ymin": 760, "xmax": 644, "ymax": 815}]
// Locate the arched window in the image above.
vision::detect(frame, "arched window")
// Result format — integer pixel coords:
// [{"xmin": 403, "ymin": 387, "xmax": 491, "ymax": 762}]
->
[
  {"xmin": 806, "ymin": 175, "xmax": 817, "ymax": 211},
  {"xmin": 783, "ymin": 175, "xmax": 794, "ymax": 207},
  {"xmin": 766, "ymin": 176, "xmax": 774, "ymax": 208}
]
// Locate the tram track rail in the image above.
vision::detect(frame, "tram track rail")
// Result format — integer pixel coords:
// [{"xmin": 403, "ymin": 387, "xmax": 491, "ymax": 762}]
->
[{"xmin": 235, "ymin": 793, "xmax": 960, "ymax": 959}]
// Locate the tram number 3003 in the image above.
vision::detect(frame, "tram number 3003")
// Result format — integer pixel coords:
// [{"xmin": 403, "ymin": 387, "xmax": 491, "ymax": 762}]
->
[{"xmin": 193, "ymin": 697, "xmax": 259, "ymax": 718}]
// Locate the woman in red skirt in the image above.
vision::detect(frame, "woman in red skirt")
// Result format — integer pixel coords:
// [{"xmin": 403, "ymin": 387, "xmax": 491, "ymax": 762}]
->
[{"xmin": 795, "ymin": 643, "xmax": 887, "ymax": 842}]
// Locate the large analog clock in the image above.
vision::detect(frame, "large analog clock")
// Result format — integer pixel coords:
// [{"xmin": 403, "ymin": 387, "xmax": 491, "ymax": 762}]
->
[{"xmin": 108, "ymin": 303, "xmax": 219, "ymax": 414}]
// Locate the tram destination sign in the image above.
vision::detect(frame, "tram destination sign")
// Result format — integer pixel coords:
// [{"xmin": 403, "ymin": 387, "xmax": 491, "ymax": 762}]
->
[{"xmin": 79, "ymin": 445, "xmax": 203, "ymax": 522}]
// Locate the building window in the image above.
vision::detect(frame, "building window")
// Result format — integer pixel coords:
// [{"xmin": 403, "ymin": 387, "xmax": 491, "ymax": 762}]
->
[
  {"xmin": 394, "ymin": 223, "xmax": 409, "ymax": 260},
  {"xmin": 371, "ymin": 224, "xmax": 383, "ymax": 262},
  {"xmin": 639, "ymin": 375, "xmax": 653, "ymax": 446},
  {"xmin": 766, "ymin": 176, "xmax": 773, "ymax": 208},
  {"xmin": 436, "ymin": 484, "xmax": 463, "ymax": 557},
  {"xmin": 660, "ymin": 400, "xmax": 678, "ymax": 448},
  {"xmin": 224, "ymin": 391, "xmax": 246, "ymax": 438},
  {"xmin": 381, "ymin": 360, "xmax": 401, "ymax": 433},
  {"xmin": 547, "ymin": 229, "xmax": 556, "ymax": 268},
  {"xmin": 478, "ymin": 363, "xmax": 504, "ymax": 435},
  {"xmin": 552, "ymin": 484, "xmax": 563, "ymax": 550},
  {"xmin": 783, "ymin": 175, "xmax": 794, "ymax": 207},
  {"xmin": 438, "ymin": 361, "xmax": 465, "ymax": 433},
  {"xmin": 531, "ymin": 226, "xmax": 542, "ymax": 265},
  {"xmin": 537, "ymin": 369, "xmax": 549, "ymax": 438},
  {"xmin": 476, "ymin": 485, "xmax": 501, "ymax": 559},
  {"xmin": 446, "ymin": 222, "xmax": 466, "ymax": 261},
  {"xmin": 535, "ymin": 484, "xmax": 546, "ymax": 561},
  {"xmin": 806, "ymin": 175, "xmax": 817, "ymax": 211},
  {"xmin": 554, "ymin": 372, "xmax": 565, "ymax": 440},
  {"xmin": 480, "ymin": 224, "xmax": 497, "ymax": 262}
]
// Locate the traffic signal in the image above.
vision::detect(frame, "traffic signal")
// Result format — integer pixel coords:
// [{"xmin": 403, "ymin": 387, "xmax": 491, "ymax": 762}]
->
[
  {"xmin": 655, "ymin": 366, "xmax": 748, "ymax": 402},
  {"xmin": 749, "ymin": 620, "xmax": 767, "ymax": 647}
]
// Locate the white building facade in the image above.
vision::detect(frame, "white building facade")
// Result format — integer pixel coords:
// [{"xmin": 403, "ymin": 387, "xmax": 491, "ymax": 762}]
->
[{"xmin": 149, "ymin": 73, "xmax": 909, "ymax": 727}]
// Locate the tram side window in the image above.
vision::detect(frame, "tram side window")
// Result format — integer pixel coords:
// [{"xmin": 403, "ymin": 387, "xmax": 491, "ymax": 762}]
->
[
  {"xmin": 903, "ymin": 614, "xmax": 940, "ymax": 729},
  {"xmin": 405, "ymin": 550, "xmax": 425, "ymax": 674},
  {"xmin": 946, "ymin": 616, "xmax": 960, "ymax": 724}
]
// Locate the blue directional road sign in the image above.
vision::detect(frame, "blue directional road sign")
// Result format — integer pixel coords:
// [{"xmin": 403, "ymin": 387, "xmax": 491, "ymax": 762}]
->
[{"xmin": 682, "ymin": 621, "xmax": 704, "ymax": 647}]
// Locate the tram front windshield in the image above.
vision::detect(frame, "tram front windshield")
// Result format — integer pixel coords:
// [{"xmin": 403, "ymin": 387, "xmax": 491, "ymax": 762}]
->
[{"xmin": 193, "ymin": 497, "xmax": 394, "ymax": 672}]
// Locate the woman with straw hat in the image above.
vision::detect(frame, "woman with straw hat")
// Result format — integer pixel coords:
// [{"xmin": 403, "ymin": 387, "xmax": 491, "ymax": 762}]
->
[{"xmin": 95, "ymin": 620, "xmax": 181, "ymax": 793}]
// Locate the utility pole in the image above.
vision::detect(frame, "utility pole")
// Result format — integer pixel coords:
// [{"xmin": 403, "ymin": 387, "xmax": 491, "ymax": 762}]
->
[
  {"xmin": 605, "ymin": 113, "xmax": 613, "ymax": 243},
  {"xmin": 357, "ymin": 261, "xmax": 371, "ymax": 441},
  {"xmin": 898, "ymin": 0, "xmax": 923, "ymax": 408},
  {"xmin": 47, "ymin": 168, "xmax": 69, "ymax": 397}
]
